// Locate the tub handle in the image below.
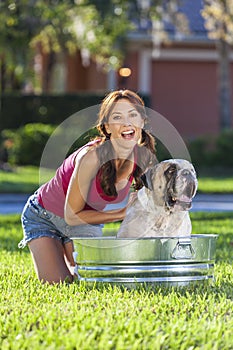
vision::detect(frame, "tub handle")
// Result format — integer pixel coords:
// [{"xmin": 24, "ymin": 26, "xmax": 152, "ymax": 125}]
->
[{"xmin": 171, "ymin": 239, "xmax": 196, "ymax": 259}]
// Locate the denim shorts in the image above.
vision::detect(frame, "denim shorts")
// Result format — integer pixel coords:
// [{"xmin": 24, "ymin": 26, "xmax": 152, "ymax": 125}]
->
[{"xmin": 19, "ymin": 192, "xmax": 103, "ymax": 249}]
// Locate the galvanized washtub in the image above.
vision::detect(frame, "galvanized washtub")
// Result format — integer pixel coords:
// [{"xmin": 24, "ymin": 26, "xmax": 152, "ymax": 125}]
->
[{"xmin": 73, "ymin": 235, "xmax": 218, "ymax": 287}]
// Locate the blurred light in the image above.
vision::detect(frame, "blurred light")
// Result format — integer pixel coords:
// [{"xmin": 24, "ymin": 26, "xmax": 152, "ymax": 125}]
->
[
  {"xmin": 114, "ymin": 7, "xmax": 122, "ymax": 15},
  {"xmin": 109, "ymin": 56, "xmax": 118, "ymax": 66},
  {"xmin": 119, "ymin": 67, "xmax": 132, "ymax": 77}
]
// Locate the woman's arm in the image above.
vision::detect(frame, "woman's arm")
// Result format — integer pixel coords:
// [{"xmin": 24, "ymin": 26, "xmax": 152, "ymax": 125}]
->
[{"xmin": 64, "ymin": 149, "xmax": 126, "ymax": 226}]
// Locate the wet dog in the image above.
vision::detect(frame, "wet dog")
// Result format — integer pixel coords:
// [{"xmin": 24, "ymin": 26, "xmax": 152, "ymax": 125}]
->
[{"xmin": 117, "ymin": 159, "xmax": 198, "ymax": 238}]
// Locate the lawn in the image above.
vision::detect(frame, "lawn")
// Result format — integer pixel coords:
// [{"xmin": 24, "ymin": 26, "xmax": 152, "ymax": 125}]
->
[
  {"xmin": 0, "ymin": 166, "xmax": 54, "ymax": 193},
  {"xmin": 0, "ymin": 166, "xmax": 233, "ymax": 194},
  {"xmin": 0, "ymin": 213, "xmax": 232, "ymax": 349}
]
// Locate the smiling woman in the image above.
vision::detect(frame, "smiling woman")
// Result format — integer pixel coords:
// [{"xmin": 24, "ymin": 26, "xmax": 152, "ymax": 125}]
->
[
  {"xmin": 106, "ymin": 99, "xmax": 144, "ymax": 146},
  {"xmin": 19, "ymin": 89, "xmax": 157, "ymax": 284}
]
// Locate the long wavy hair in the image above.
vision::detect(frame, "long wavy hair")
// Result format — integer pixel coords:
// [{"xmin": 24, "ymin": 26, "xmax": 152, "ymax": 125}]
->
[{"xmin": 91, "ymin": 89, "xmax": 157, "ymax": 196}]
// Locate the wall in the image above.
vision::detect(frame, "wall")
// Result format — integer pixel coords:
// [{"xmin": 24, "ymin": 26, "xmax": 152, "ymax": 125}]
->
[{"xmin": 151, "ymin": 60, "xmax": 219, "ymax": 139}]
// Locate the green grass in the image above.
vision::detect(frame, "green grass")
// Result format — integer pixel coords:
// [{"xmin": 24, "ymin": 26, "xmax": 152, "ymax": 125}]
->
[
  {"xmin": 0, "ymin": 213, "xmax": 232, "ymax": 349},
  {"xmin": 1, "ymin": 166, "xmax": 233, "ymax": 194},
  {"xmin": 0, "ymin": 166, "xmax": 54, "ymax": 193},
  {"xmin": 198, "ymin": 177, "xmax": 233, "ymax": 194}
]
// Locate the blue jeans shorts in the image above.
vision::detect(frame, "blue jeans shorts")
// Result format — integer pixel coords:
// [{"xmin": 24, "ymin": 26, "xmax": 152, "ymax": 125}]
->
[{"xmin": 19, "ymin": 192, "xmax": 103, "ymax": 249}]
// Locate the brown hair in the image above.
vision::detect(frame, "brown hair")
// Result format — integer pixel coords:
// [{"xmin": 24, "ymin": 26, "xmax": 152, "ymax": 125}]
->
[{"xmin": 93, "ymin": 89, "xmax": 157, "ymax": 196}]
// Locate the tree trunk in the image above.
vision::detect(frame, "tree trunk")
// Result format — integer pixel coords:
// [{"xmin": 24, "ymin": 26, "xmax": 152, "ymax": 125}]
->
[{"xmin": 217, "ymin": 39, "xmax": 232, "ymax": 130}]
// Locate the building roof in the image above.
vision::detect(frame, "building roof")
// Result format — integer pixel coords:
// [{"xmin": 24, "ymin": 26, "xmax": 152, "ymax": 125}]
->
[
  {"xmin": 165, "ymin": 0, "xmax": 208, "ymax": 40},
  {"xmin": 129, "ymin": 0, "xmax": 210, "ymax": 43}
]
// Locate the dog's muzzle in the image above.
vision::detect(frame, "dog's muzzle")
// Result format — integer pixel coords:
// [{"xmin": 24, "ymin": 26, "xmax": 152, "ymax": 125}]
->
[{"xmin": 166, "ymin": 173, "xmax": 197, "ymax": 211}]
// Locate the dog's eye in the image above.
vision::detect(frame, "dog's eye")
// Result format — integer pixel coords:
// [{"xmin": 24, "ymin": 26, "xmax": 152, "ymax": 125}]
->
[
  {"xmin": 168, "ymin": 166, "xmax": 176, "ymax": 174},
  {"xmin": 165, "ymin": 165, "xmax": 177, "ymax": 179},
  {"xmin": 168, "ymin": 168, "xmax": 175, "ymax": 173}
]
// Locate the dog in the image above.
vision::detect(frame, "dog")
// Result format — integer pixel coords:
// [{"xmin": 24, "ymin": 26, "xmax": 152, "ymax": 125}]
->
[{"xmin": 117, "ymin": 159, "xmax": 198, "ymax": 238}]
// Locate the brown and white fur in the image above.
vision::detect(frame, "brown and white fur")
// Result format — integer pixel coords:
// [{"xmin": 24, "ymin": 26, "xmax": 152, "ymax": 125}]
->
[{"xmin": 117, "ymin": 159, "xmax": 198, "ymax": 238}]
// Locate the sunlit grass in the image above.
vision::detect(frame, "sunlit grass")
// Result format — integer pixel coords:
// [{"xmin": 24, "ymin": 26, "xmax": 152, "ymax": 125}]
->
[
  {"xmin": 0, "ymin": 166, "xmax": 54, "ymax": 193},
  {"xmin": 0, "ymin": 213, "xmax": 232, "ymax": 349},
  {"xmin": 198, "ymin": 176, "xmax": 233, "ymax": 194},
  {"xmin": 1, "ymin": 166, "xmax": 233, "ymax": 194}
]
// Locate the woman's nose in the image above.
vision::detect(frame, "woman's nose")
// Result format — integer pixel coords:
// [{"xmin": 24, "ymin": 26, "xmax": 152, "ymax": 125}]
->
[{"xmin": 122, "ymin": 115, "xmax": 132, "ymax": 125}]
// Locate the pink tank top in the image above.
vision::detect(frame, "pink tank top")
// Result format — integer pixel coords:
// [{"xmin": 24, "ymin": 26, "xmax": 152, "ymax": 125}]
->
[{"xmin": 37, "ymin": 141, "xmax": 137, "ymax": 218}]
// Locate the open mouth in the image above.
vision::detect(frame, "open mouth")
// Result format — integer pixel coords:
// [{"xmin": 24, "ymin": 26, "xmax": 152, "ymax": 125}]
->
[
  {"xmin": 121, "ymin": 130, "xmax": 135, "ymax": 140},
  {"xmin": 167, "ymin": 194, "xmax": 193, "ymax": 211},
  {"xmin": 166, "ymin": 179, "xmax": 197, "ymax": 211}
]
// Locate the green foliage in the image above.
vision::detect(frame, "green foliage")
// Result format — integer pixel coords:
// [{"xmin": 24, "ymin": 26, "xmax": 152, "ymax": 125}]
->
[
  {"xmin": 2, "ymin": 123, "xmax": 99, "ymax": 167},
  {"xmin": 0, "ymin": 0, "xmax": 192, "ymax": 93},
  {"xmin": 3, "ymin": 123, "xmax": 56, "ymax": 166},
  {"xmin": 202, "ymin": 0, "xmax": 233, "ymax": 44},
  {"xmin": 66, "ymin": 127, "xmax": 99, "ymax": 157},
  {"xmin": 1, "ymin": 121, "xmax": 233, "ymax": 193},
  {"xmin": 0, "ymin": 94, "xmax": 105, "ymax": 131},
  {"xmin": 155, "ymin": 139, "xmax": 171, "ymax": 162},
  {"xmin": 215, "ymin": 129, "xmax": 233, "ymax": 166},
  {"xmin": 0, "ymin": 0, "xmax": 134, "ymax": 92},
  {"xmin": 0, "ymin": 0, "xmax": 40, "ymax": 91},
  {"xmin": 188, "ymin": 130, "xmax": 233, "ymax": 170},
  {"xmin": 0, "ymin": 213, "xmax": 232, "ymax": 349}
]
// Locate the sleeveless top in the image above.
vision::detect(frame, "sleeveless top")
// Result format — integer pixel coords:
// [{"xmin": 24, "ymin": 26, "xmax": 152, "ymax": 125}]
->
[{"xmin": 37, "ymin": 141, "xmax": 137, "ymax": 218}]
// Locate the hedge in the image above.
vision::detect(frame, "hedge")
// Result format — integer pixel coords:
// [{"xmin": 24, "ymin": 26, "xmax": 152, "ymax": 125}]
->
[
  {"xmin": 2, "ymin": 122, "xmax": 233, "ymax": 170},
  {"xmin": 0, "ymin": 93, "xmax": 151, "ymax": 131}
]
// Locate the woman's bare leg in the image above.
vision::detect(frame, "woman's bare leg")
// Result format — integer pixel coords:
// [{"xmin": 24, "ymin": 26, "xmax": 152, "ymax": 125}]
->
[
  {"xmin": 63, "ymin": 241, "xmax": 75, "ymax": 268},
  {"xmin": 28, "ymin": 237, "xmax": 73, "ymax": 284}
]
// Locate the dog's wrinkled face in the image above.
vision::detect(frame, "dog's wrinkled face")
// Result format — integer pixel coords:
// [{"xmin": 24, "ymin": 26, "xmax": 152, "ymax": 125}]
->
[{"xmin": 141, "ymin": 159, "xmax": 198, "ymax": 211}]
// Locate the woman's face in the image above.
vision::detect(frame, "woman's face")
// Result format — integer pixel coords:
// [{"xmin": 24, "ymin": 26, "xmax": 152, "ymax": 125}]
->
[{"xmin": 105, "ymin": 99, "xmax": 144, "ymax": 147}]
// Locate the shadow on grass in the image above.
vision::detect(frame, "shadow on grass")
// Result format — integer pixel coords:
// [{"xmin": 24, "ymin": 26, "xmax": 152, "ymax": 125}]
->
[
  {"xmin": 75, "ymin": 278, "xmax": 233, "ymax": 300},
  {"xmin": 0, "ymin": 214, "xmax": 24, "ymax": 252},
  {"xmin": 0, "ymin": 236, "xmax": 30, "ymax": 253},
  {"xmin": 0, "ymin": 181, "xmax": 36, "ymax": 194},
  {"xmin": 216, "ymin": 232, "xmax": 233, "ymax": 262}
]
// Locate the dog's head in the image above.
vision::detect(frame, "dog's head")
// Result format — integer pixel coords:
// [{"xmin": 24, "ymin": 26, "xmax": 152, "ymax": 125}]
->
[{"xmin": 141, "ymin": 159, "xmax": 198, "ymax": 211}]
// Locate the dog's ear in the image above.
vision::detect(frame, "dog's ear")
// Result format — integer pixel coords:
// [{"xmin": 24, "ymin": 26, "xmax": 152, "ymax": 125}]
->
[{"xmin": 141, "ymin": 167, "xmax": 154, "ymax": 191}]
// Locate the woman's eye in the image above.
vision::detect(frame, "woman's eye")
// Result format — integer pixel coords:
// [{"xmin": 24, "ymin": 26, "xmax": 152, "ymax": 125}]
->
[
  {"xmin": 112, "ymin": 115, "xmax": 121, "ymax": 120},
  {"xmin": 130, "ymin": 113, "xmax": 138, "ymax": 118}
]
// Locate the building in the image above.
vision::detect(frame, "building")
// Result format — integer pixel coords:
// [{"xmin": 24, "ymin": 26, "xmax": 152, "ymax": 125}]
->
[{"xmin": 40, "ymin": 0, "xmax": 233, "ymax": 139}]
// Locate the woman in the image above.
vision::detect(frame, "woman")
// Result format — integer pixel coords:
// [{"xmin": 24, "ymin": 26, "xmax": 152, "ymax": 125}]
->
[{"xmin": 19, "ymin": 89, "xmax": 157, "ymax": 284}]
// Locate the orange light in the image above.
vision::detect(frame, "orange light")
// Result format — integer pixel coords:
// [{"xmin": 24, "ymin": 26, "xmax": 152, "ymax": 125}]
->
[{"xmin": 119, "ymin": 67, "xmax": 132, "ymax": 77}]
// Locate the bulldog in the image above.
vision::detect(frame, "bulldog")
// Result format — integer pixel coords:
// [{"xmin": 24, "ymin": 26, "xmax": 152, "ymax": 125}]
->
[{"xmin": 117, "ymin": 159, "xmax": 198, "ymax": 238}]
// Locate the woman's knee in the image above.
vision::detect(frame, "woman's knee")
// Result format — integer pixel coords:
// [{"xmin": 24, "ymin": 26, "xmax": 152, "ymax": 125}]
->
[{"xmin": 28, "ymin": 237, "xmax": 73, "ymax": 284}]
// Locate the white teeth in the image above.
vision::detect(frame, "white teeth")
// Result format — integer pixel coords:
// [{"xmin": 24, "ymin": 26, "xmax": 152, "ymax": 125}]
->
[{"xmin": 122, "ymin": 130, "xmax": 134, "ymax": 135}]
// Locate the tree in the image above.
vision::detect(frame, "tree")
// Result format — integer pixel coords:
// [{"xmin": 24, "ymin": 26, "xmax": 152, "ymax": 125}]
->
[
  {"xmin": 202, "ymin": 0, "xmax": 233, "ymax": 130},
  {"xmin": 0, "ymin": 0, "xmax": 41, "ymax": 93},
  {"xmin": 0, "ymin": 0, "xmax": 133, "ymax": 93},
  {"xmin": 0, "ymin": 0, "xmax": 190, "ymax": 94}
]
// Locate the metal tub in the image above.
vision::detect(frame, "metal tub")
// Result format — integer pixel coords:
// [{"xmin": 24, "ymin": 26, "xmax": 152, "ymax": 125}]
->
[{"xmin": 73, "ymin": 234, "xmax": 218, "ymax": 287}]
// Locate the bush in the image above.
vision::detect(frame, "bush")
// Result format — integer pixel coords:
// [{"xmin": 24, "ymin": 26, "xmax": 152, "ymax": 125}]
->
[
  {"xmin": 66, "ymin": 127, "xmax": 99, "ymax": 157},
  {"xmin": 2, "ymin": 123, "xmax": 56, "ymax": 166},
  {"xmin": 0, "ymin": 94, "xmax": 151, "ymax": 131},
  {"xmin": 2, "ymin": 123, "xmax": 233, "ymax": 169},
  {"xmin": 188, "ymin": 130, "xmax": 233, "ymax": 170},
  {"xmin": 0, "ymin": 94, "xmax": 105, "ymax": 131},
  {"xmin": 155, "ymin": 139, "xmax": 172, "ymax": 162},
  {"xmin": 215, "ymin": 130, "xmax": 233, "ymax": 166},
  {"xmin": 188, "ymin": 136, "xmax": 215, "ymax": 168}
]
